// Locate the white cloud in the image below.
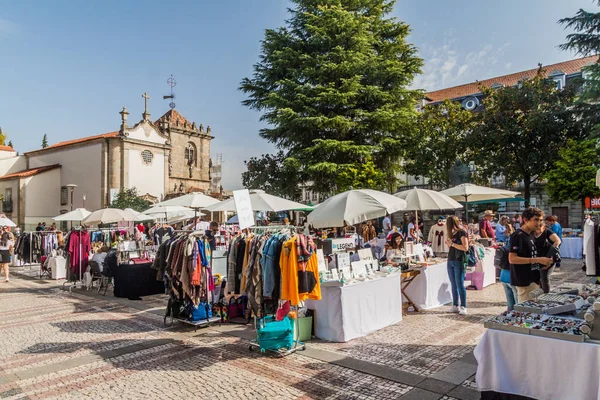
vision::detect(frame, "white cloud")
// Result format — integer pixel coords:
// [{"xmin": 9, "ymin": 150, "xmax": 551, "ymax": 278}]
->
[
  {"xmin": 0, "ymin": 17, "xmax": 19, "ymax": 36},
  {"xmin": 413, "ymin": 41, "xmax": 513, "ymax": 91}
]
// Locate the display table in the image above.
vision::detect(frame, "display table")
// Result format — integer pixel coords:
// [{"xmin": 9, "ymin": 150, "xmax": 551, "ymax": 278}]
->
[
  {"xmin": 561, "ymin": 237, "xmax": 583, "ymax": 259},
  {"xmin": 403, "ymin": 251, "xmax": 496, "ymax": 309},
  {"xmin": 112, "ymin": 262, "xmax": 165, "ymax": 299},
  {"xmin": 305, "ymin": 273, "xmax": 402, "ymax": 342},
  {"xmin": 475, "ymin": 329, "xmax": 600, "ymax": 400},
  {"xmin": 402, "ymin": 262, "xmax": 452, "ymax": 309}
]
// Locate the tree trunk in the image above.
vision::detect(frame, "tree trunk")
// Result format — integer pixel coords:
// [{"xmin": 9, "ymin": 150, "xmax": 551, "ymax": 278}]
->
[{"xmin": 523, "ymin": 174, "xmax": 531, "ymax": 208}]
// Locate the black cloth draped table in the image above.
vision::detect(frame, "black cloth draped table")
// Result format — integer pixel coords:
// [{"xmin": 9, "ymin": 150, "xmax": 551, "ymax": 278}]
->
[{"xmin": 112, "ymin": 262, "xmax": 165, "ymax": 299}]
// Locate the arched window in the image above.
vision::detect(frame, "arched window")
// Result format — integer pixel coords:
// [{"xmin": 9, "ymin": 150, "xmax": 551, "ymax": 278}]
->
[{"xmin": 185, "ymin": 143, "xmax": 197, "ymax": 166}]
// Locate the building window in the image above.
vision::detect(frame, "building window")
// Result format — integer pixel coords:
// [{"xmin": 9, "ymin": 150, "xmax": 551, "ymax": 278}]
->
[
  {"xmin": 3, "ymin": 188, "xmax": 12, "ymax": 213},
  {"xmin": 185, "ymin": 143, "xmax": 197, "ymax": 166},
  {"xmin": 61, "ymin": 186, "xmax": 68, "ymax": 206},
  {"xmin": 141, "ymin": 150, "xmax": 153, "ymax": 165}
]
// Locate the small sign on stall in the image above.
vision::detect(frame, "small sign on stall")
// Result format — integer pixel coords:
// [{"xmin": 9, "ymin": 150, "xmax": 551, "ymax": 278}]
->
[
  {"xmin": 316, "ymin": 249, "xmax": 327, "ymax": 272},
  {"xmin": 331, "ymin": 237, "xmax": 355, "ymax": 253},
  {"xmin": 351, "ymin": 260, "xmax": 368, "ymax": 278},
  {"xmin": 233, "ymin": 189, "xmax": 255, "ymax": 230},
  {"xmin": 358, "ymin": 249, "xmax": 374, "ymax": 261}
]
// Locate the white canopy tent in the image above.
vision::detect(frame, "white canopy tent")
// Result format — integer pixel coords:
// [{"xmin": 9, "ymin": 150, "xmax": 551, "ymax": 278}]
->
[
  {"xmin": 53, "ymin": 208, "xmax": 92, "ymax": 222},
  {"xmin": 82, "ymin": 208, "xmax": 136, "ymax": 226},
  {"xmin": 204, "ymin": 190, "xmax": 309, "ymax": 212},
  {"xmin": 440, "ymin": 183, "xmax": 520, "ymax": 220},
  {"xmin": 307, "ymin": 189, "xmax": 408, "ymax": 228},
  {"xmin": 394, "ymin": 188, "xmax": 463, "ymax": 241}
]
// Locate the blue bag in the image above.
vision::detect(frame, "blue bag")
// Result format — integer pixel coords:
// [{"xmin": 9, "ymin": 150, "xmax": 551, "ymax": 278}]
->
[{"xmin": 189, "ymin": 302, "xmax": 213, "ymax": 322}]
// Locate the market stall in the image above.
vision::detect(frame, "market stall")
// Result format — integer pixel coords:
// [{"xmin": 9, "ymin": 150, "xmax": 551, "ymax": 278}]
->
[
  {"xmin": 561, "ymin": 237, "xmax": 583, "ymax": 259},
  {"xmin": 402, "ymin": 248, "xmax": 496, "ymax": 310},
  {"xmin": 305, "ymin": 273, "xmax": 402, "ymax": 342},
  {"xmin": 475, "ymin": 285, "xmax": 600, "ymax": 399},
  {"xmin": 475, "ymin": 329, "xmax": 600, "ymax": 400}
]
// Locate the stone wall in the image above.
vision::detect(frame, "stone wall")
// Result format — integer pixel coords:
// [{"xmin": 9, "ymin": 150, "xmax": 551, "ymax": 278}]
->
[{"xmin": 166, "ymin": 126, "xmax": 211, "ymax": 193}]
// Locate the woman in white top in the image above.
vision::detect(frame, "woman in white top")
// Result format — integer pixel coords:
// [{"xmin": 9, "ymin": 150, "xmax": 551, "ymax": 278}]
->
[{"xmin": 0, "ymin": 229, "xmax": 14, "ymax": 282}]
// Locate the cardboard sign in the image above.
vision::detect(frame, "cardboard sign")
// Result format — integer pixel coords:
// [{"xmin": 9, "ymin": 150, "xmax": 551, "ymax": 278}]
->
[
  {"xmin": 331, "ymin": 237, "xmax": 355, "ymax": 253},
  {"xmin": 316, "ymin": 249, "xmax": 327, "ymax": 272},
  {"xmin": 351, "ymin": 260, "xmax": 368, "ymax": 278},
  {"xmin": 233, "ymin": 189, "xmax": 255, "ymax": 229},
  {"xmin": 358, "ymin": 249, "xmax": 374, "ymax": 261},
  {"xmin": 336, "ymin": 252, "xmax": 351, "ymax": 271},
  {"xmin": 331, "ymin": 268, "xmax": 339, "ymax": 280}
]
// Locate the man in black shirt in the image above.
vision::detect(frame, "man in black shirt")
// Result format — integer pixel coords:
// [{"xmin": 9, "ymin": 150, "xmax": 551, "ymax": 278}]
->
[{"xmin": 509, "ymin": 207, "xmax": 553, "ymax": 303}]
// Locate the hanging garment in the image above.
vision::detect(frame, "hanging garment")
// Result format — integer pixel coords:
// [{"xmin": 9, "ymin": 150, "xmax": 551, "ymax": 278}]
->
[
  {"xmin": 428, "ymin": 223, "xmax": 449, "ymax": 255},
  {"xmin": 68, "ymin": 230, "xmax": 91, "ymax": 274},
  {"xmin": 280, "ymin": 235, "xmax": 321, "ymax": 306}
]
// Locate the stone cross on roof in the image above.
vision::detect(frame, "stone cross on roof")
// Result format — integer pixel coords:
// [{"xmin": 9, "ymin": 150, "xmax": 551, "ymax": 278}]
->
[{"xmin": 142, "ymin": 92, "xmax": 151, "ymax": 121}]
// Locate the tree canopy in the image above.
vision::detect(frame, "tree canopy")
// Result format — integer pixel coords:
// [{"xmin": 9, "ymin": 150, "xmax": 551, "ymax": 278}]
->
[
  {"xmin": 240, "ymin": 0, "xmax": 422, "ymax": 194},
  {"xmin": 41, "ymin": 134, "xmax": 48, "ymax": 149},
  {"xmin": 403, "ymin": 100, "xmax": 474, "ymax": 188},
  {"xmin": 242, "ymin": 151, "xmax": 302, "ymax": 200},
  {"xmin": 110, "ymin": 188, "xmax": 150, "ymax": 212},
  {"xmin": 469, "ymin": 66, "xmax": 583, "ymax": 206}
]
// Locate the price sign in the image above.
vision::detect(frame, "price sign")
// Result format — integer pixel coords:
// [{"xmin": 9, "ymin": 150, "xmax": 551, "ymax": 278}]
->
[{"xmin": 233, "ymin": 189, "xmax": 255, "ymax": 229}]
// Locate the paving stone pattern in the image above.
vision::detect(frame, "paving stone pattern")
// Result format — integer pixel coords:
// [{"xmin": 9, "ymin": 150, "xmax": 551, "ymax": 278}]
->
[{"xmin": 0, "ymin": 259, "xmax": 591, "ymax": 399}]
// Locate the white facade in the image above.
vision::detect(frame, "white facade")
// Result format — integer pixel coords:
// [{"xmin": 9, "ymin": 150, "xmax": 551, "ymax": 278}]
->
[
  {"xmin": 23, "ymin": 169, "xmax": 61, "ymax": 227},
  {"xmin": 0, "ymin": 154, "xmax": 27, "ymax": 176},
  {"xmin": 127, "ymin": 148, "xmax": 165, "ymax": 200},
  {"xmin": 28, "ymin": 143, "xmax": 103, "ymax": 212}
]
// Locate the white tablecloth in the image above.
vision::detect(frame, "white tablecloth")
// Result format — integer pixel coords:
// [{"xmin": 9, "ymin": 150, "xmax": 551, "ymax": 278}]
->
[
  {"xmin": 403, "ymin": 262, "xmax": 452, "ymax": 310},
  {"xmin": 475, "ymin": 329, "xmax": 600, "ymax": 400},
  {"xmin": 403, "ymin": 250, "xmax": 496, "ymax": 310},
  {"xmin": 561, "ymin": 237, "xmax": 583, "ymax": 259},
  {"xmin": 305, "ymin": 273, "xmax": 402, "ymax": 342}
]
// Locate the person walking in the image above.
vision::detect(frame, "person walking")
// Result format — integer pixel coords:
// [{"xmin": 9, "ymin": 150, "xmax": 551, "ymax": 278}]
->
[
  {"xmin": 545, "ymin": 215, "xmax": 563, "ymax": 269},
  {"xmin": 534, "ymin": 221, "xmax": 561, "ymax": 293},
  {"xmin": 0, "ymin": 228, "xmax": 14, "ymax": 282},
  {"xmin": 495, "ymin": 216, "xmax": 510, "ymax": 243},
  {"xmin": 445, "ymin": 216, "xmax": 469, "ymax": 315},
  {"xmin": 508, "ymin": 208, "xmax": 553, "ymax": 302},
  {"xmin": 382, "ymin": 214, "xmax": 392, "ymax": 238}
]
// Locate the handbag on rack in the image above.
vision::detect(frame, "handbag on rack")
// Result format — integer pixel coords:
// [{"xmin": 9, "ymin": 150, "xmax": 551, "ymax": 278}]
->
[
  {"xmin": 227, "ymin": 295, "xmax": 250, "ymax": 324},
  {"xmin": 189, "ymin": 302, "xmax": 213, "ymax": 322}
]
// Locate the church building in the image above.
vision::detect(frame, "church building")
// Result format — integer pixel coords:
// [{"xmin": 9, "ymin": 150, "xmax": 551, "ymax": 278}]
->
[{"xmin": 0, "ymin": 95, "xmax": 213, "ymax": 229}]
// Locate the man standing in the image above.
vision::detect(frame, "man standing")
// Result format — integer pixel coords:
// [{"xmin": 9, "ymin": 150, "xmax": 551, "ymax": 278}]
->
[
  {"xmin": 546, "ymin": 215, "xmax": 563, "ymax": 269},
  {"xmin": 508, "ymin": 207, "xmax": 553, "ymax": 302},
  {"xmin": 382, "ymin": 214, "xmax": 392, "ymax": 238},
  {"xmin": 479, "ymin": 210, "xmax": 496, "ymax": 241}
]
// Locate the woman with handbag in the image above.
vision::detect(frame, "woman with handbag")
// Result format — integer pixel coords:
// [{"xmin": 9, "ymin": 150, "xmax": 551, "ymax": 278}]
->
[
  {"xmin": 445, "ymin": 216, "xmax": 469, "ymax": 315},
  {"xmin": 0, "ymin": 228, "xmax": 14, "ymax": 282}
]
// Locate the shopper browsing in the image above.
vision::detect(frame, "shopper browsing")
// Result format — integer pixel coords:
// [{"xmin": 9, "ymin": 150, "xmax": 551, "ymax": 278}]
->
[
  {"xmin": 444, "ymin": 216, "xmax": 469, "ymax": 315},
  {"xmin": 479, "ymin": 210, "xmax": 496, "ymax": 241},
  {"xmin": 0, "ymin": 229, "xmax": 14, "ymax": 282},
  {"xmin": 508, "ymin": 207, "xmax": 553, "ymax": 302},
  {"xmin": 533, "ymin": 221, "xmax": 561, "ymax": 293},
  {"xmin": 545, "ymin": 215, "xmax": 563, "ymax": 269}
]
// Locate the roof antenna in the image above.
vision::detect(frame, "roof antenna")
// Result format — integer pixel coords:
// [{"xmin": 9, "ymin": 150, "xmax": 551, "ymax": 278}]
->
[{"xmin": 163, "ymin": 75, "xmax": 176, "ymax": 109}]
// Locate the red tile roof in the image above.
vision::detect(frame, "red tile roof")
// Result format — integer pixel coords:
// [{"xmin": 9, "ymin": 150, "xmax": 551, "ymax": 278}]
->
[
  {"xmin": 425, "ymin": 55, "xmax": 599, "ymax": 102},
  {"xmin": 24, "ymin": 131, "xmax": 119, "ymax": 155},
  {"xmin": 0, "ymin": 164, "xmax": 61, "ymax": 181},
  {"xmin": 0, "ymin": 146, "xmax": 15, "ymax": 152},
  {"xmin": 154, "ymin": 109, "xmax": 192, "ymax": 127}
]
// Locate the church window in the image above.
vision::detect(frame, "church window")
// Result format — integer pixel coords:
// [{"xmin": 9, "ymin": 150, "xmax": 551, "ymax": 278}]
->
[
  {"xmin": 185, "ymin": 143, "xmax": 197, "ymax": 166},
  {"xmin": 60, "ymin": 187, "xmax": 68, "ymax": 206},
  {"xmin": 141, "ymin": 150, "xmax": 153, "ymax": 165}
]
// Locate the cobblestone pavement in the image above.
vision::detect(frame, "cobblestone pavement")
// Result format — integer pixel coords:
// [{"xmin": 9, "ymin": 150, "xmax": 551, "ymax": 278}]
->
[{"xmin": 0, "ymin": 258, "xmax": 592, "ymax": 399}]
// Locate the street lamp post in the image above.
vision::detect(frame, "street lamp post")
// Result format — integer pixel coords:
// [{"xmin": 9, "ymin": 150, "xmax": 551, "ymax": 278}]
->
[{"xmin": 65, "ymin": 184, "xmax": 77, "ymax": 229}]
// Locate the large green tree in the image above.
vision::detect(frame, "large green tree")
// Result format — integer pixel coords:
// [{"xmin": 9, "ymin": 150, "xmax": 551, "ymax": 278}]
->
[
  {"xmin": 110, "ymin": 187, "xmax": 150, "ymax": 212},
  {"xmin": 469, "ymin": 66, "xmax": 583, "ymax": 206},
  {"xmin": 240, "ymin": 0, "xmax": 423, "ymax": 194},
  {"xmin": 544, "ymin": 139, "xmax": 600, "ymax": 205},
  {"xmin": 404, "ymin": 100, "xmax": 474, "ymax": 188},
  {"xmin": 559, "ymin": 1, "xmax": 600, "ymax": 135},
  {"xmin": 242, "ymin": 151, "xmax": 302, "ymax": 200}
]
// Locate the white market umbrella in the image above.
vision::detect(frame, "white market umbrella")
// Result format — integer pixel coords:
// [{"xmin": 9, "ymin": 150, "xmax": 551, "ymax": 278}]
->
[
  {"xmin": 307, "ymin": 189, "xmax": 408, "ymax": 228},
  {"xmin": 82, "ymin": 208, "xmax": 136, "ymax": 226},
  {"xmin": 394, "ymin": 188, "xmax": 463, "ymax": 242},
  {"xmin": 123, "ymin": 208, "xmax": 155, "ymax": 222},
  {"xmin": 156, "ymin": 192, "xmax": 221, "ymax": 209},
  {"xmin": 441, "ymin": 183, "xmax": 520, "ymax": 220},
  {"xmin": 204, "ymin": 190, "xmax": 309, "ymax": 212},
  {"xmin": 144, "ymin": 205, "xmax": 198, "ymax": 221},
  {"xmin": 53, "ymin": 208, "xmax": 92, "ymax": 222},
  {"xmin": 0, "ymin": 217, "xmax": 16, "ymax": 227}
]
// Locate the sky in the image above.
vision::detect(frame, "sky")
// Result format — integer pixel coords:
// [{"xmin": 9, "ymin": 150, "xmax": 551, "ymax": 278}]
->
[{"xmin": 0, "ymin": 0, "xmax": 594, "ymax": 190}]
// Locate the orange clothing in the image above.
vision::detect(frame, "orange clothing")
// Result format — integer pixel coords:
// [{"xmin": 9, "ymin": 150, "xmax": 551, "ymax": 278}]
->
[{"xmin": 280, "ymin": 236, "xmax": 321, "ymax": 306}]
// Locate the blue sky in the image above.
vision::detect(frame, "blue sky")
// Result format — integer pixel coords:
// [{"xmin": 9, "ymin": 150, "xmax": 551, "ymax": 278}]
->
[{"xmin": 0, "ymin": 0, "xmax": 593, "ymax": 189}]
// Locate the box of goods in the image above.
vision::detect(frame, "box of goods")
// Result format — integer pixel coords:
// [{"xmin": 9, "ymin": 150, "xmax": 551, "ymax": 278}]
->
[
  {"xmin": 484, "ymin": 316, "xmax": 530, "ymax": 335},
  {"xmin": 514, "ymin": 301, "xmax": 547, "ymax": 314},
  {"xmin": 528, "ymin": 317, "xmax": 585, "ymax": 343},
  {"xmin": 536, "ymin": 294, "xmax": 585, "ymax": 315}
]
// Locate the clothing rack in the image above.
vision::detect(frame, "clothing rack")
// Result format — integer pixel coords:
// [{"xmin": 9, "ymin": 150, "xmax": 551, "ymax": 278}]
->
[
  {"xmin": 17, "ymin": 231, "xmax": 61, "ymax": 274},
  {"xmin": 62, "ymin": 228, "xmax": 89, "ymax": 292}
]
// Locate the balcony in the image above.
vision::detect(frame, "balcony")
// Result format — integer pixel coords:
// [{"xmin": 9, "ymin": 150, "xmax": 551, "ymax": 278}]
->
[{"xmin": 2, "ymin": 199, "xmax": 13, "ymax": 213}]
